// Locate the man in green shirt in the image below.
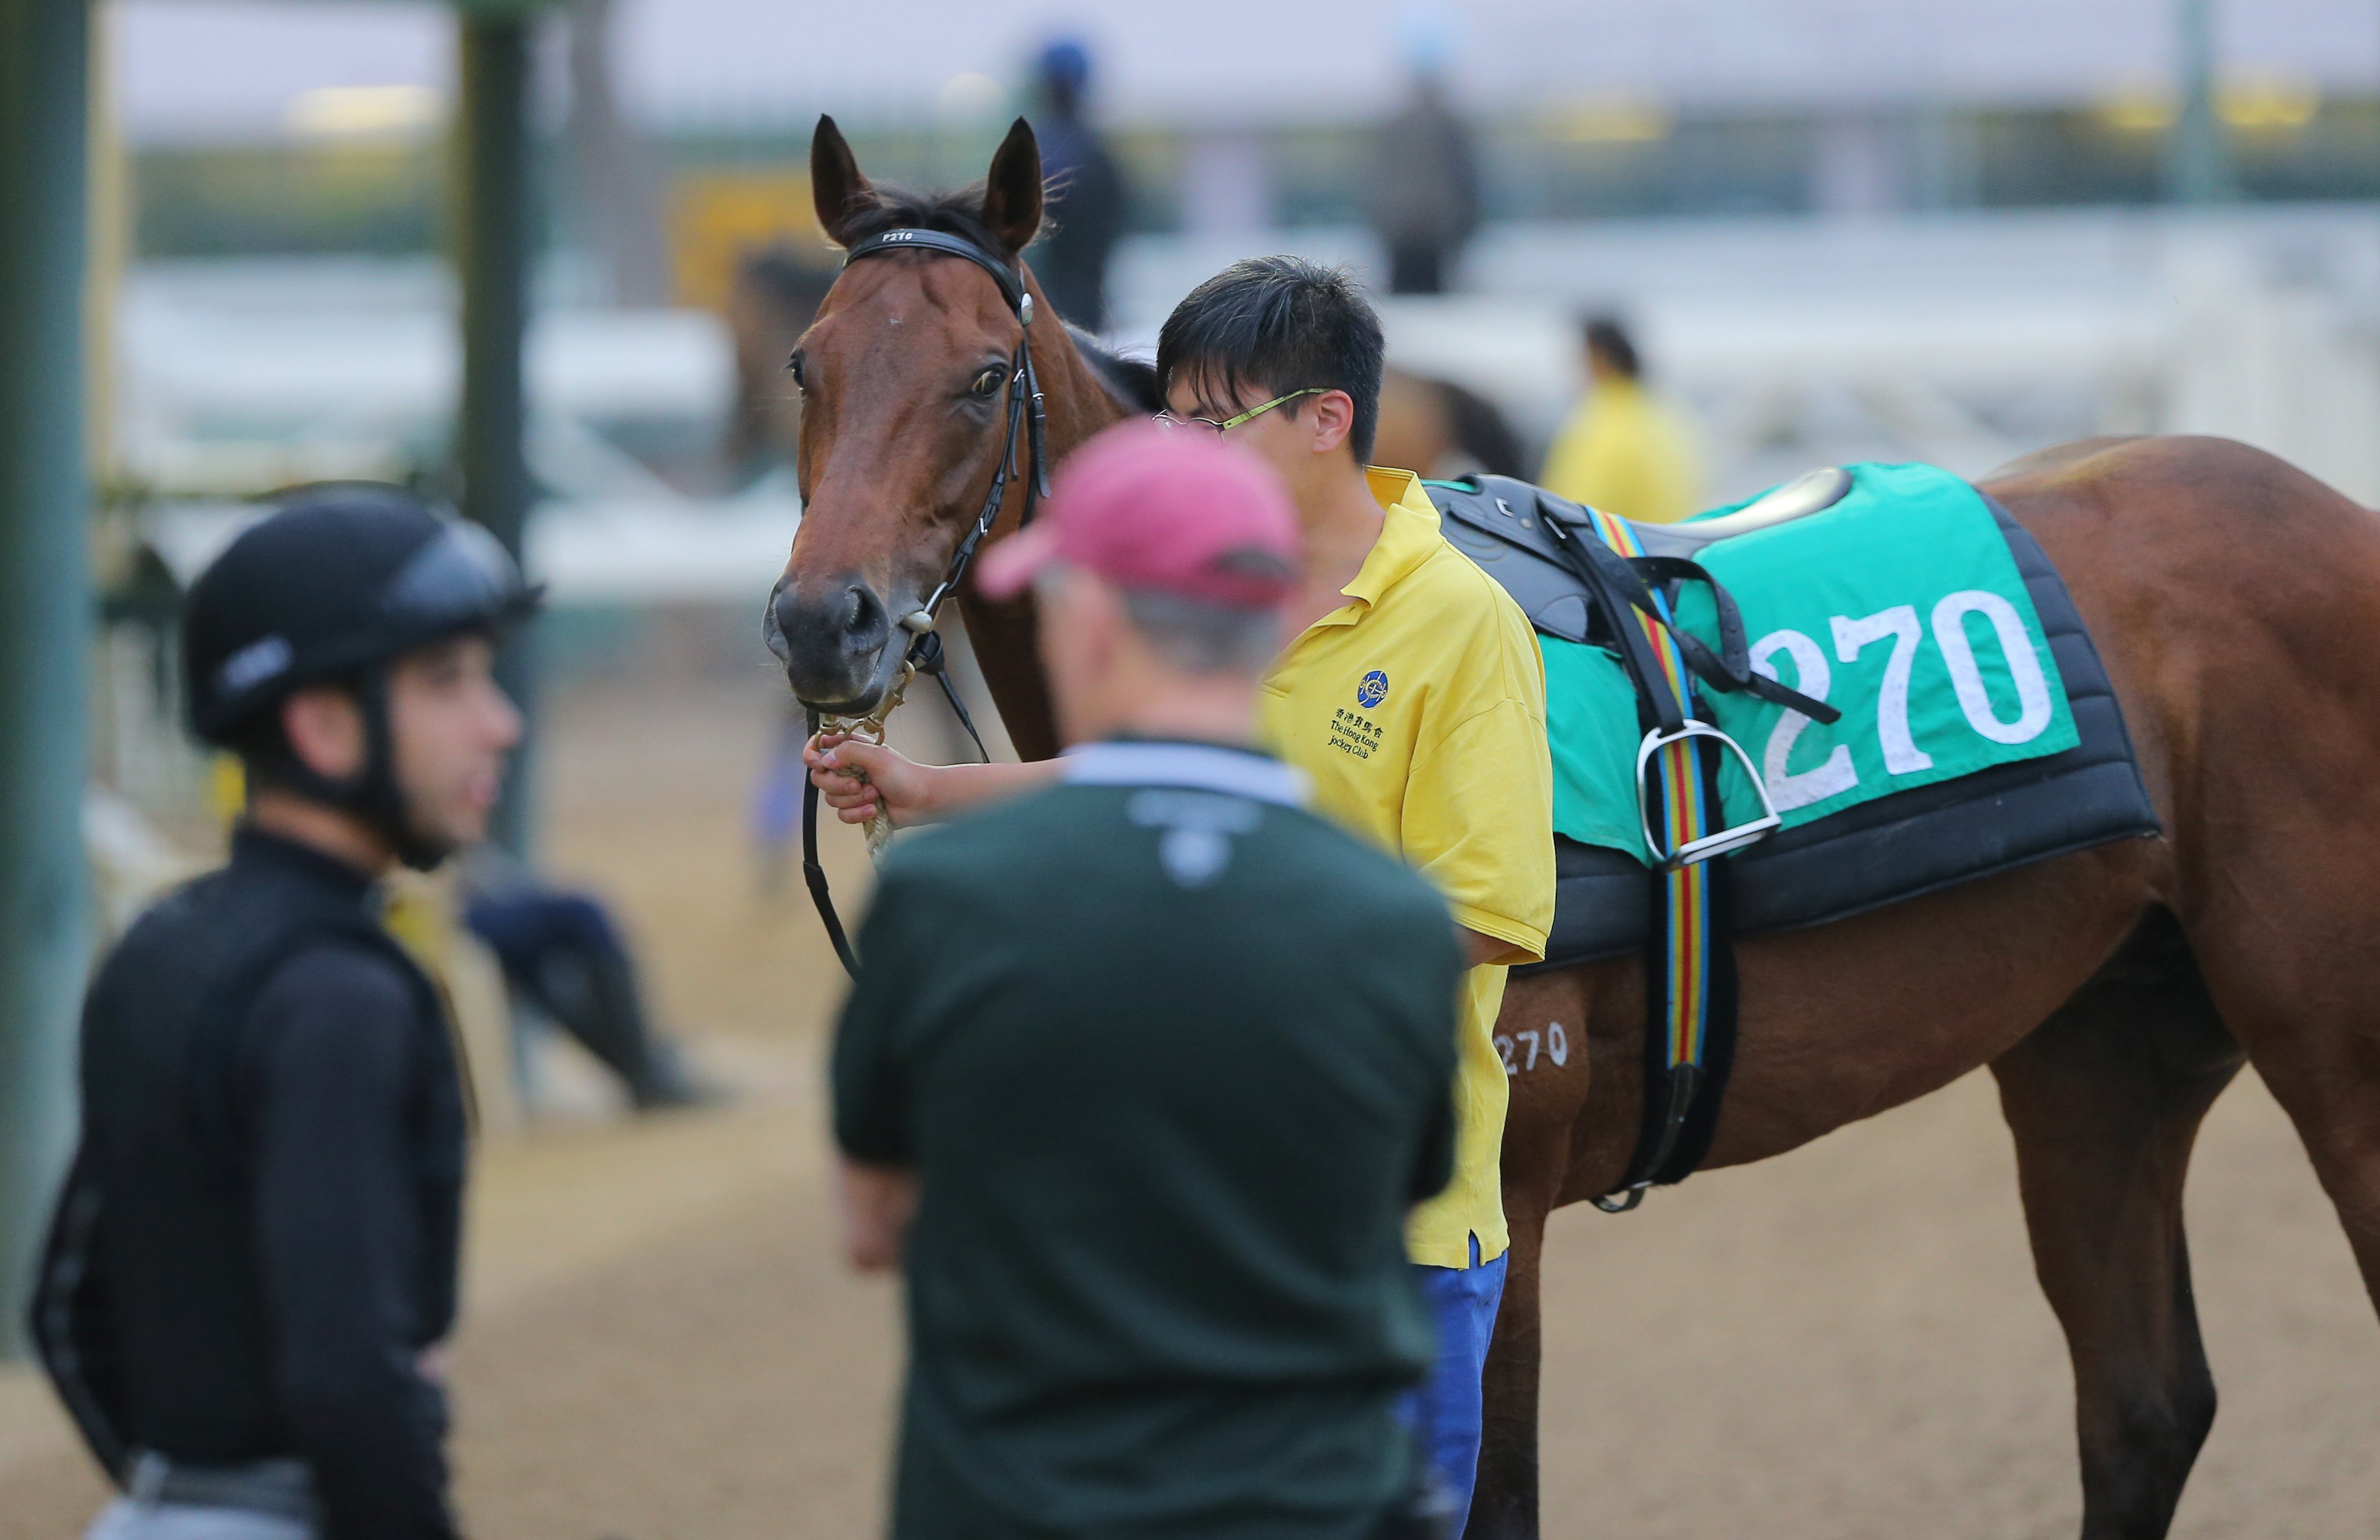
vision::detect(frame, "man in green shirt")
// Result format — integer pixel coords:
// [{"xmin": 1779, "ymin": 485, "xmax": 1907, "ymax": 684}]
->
[{"xmin": 832, "ymin": 423, "xmax": 1465, "ymax": 1540}]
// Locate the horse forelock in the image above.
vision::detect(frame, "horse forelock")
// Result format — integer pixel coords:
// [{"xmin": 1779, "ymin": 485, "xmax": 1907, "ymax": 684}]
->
[{"xmin": 829, "ymin": 180, "xmax": 1006, "ymax": 258}]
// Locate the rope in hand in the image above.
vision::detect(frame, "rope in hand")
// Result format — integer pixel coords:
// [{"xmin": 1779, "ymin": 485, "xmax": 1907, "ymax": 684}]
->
[{"xmin": 801, "ymin": 632, "xmax": 991, "ymax": 978}]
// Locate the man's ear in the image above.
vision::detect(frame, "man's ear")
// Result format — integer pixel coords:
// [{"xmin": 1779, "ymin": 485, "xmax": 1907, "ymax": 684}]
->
[
  {"xmin": 279, "ymin": 685, "xmax": 366, "ymax": 782},
  {"xmin": 811, "ymin": 114, "xmax": 876, "ymax": 249},
  {"xmin": 1303, "ymin": 389, "xmax": 1357, "ymax": 458},
  {"xmin": 981, "ymin": 117, "xmax": 1044, "ymax": 255}
]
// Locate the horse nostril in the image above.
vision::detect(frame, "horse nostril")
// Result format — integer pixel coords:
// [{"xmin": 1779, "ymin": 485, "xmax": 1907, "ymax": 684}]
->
[
  {"xmin": 842, "ymin": 584, "xmax": 890, "ymax": 651},
  {"xmin": 770, "ymin": 578, "xmax": 896, "ymax": 697}
]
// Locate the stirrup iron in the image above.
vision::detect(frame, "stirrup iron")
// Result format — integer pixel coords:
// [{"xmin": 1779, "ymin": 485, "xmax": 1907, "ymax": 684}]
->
[{"xmin": 1635, "ymin": 721, "xmax": 1781, "ymax": 869}]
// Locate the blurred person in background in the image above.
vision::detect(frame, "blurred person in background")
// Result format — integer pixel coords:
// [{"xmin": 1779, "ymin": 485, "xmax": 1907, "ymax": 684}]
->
[
  {"xmin": 32, "ymin": 486, "xmax": 534, "ymax": 1540},
  {"xmin": 811, "ymin": 258, "xmax": 1554, "ymax": 1531},
  {"xmin": 1540, "ymin": 314, "xmax": 1702, "ymax": 524},
  {"xmin": 205, "ymin": 731, "xmax": 705, "ymax": 1115},
  {"xmin": 1027, "ymin": 38, "xmax": 1126, "ymax": 332},
  {"xmin": 1367, "ymin": 15, "xmax": 1479, "ymax": 296},
  {"xmin": 833, "ymin": 423, "xmax": 1464, "ymax": 1539},
  {"xmin": 725, "ymin": 248, "xmax": 837, "ymax": 483},
  {"xmin": 456, "ymin": 844, "xmax": 711, "ymax": 1111}
]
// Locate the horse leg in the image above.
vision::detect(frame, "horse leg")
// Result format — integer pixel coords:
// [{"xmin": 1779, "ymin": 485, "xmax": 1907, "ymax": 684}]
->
[
  {"xmin": 1468, "ymin": 1191, "xmax": 1549, "ymax": 1540},
  {"xmin": 1465, "ymin": 971, "xmax": 1594, "ymax": 1540},
  {"xmin": 1990, "ymin": 916, "xmax": 2244, "ymax": 1540},
  {"xmin": 2188, "ymin": 912, "xmax": 2380, "ymax": 1322}
]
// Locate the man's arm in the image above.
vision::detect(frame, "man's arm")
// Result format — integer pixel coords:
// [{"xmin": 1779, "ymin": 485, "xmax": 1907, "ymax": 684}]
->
[
  {"xmin": 29, "ymin": 1145, "xmax": 131, "ymax": 1483},
  {"xmin": 831, "ymin": 862, "xmax": 929, "ymax": 1273},
  {"xmin": 1403, "ymin": 690, "xmax": 1556, "ymax": 970},
  {"xmin": 838, "ymin": 1160, "xmax": 918, "ymax": 1271},
  {"xmin": 1460, "ymin": 930, "xmax": 1508, "ymax": 970},
  {"xmin": 805, "ymin": 735, "xmax": 1059, "ymax": 829},
  {"xmin": 249, "ymin": 947, "xmax": 459, "ymax": 1540}
]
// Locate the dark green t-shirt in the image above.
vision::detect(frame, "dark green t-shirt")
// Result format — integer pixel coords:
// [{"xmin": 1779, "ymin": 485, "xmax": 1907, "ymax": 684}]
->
[{"xmin": 833, "ymin": 741, "xmax": 1464, "ymax": 1540}]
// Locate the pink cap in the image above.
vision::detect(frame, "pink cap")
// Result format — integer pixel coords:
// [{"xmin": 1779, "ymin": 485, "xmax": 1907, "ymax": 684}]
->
[{"xmin": 976, "ymin": 421, "xmax": 1300, "ymax": 610}]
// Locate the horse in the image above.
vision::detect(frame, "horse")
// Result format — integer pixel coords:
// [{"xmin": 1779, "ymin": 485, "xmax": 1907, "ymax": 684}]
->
[{"xmin": 768, "ymin": 114, "xmax": 2380, "ymax": 1540}]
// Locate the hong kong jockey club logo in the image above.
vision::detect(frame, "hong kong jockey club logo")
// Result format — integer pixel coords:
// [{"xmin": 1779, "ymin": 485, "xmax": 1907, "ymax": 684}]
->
[{"xmin": 1356, "ymin": 670, "xmax": 1390, "ymax": 708}]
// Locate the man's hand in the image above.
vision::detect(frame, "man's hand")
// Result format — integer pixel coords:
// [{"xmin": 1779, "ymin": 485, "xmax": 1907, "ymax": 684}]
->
[
  {"xmin": 806, "ymin": 734, "xmax": 936, "ymax": 827},
  {"xmin": 839, "ymin": 1159, "xmax": 919, "ymax": 1272},
  {"xmin": 804, "ymin": 738, "xmax": 1063, "ymax": 830}
]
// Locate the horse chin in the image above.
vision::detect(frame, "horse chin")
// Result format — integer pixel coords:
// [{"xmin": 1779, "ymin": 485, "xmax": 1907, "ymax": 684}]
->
[{"xmin": 785, "ymin": 646, "xmax": 901, "ymax": 721}]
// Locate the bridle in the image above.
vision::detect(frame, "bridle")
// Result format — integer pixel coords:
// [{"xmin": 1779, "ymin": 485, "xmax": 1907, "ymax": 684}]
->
[{"xmin": 800, "ymin": 226, "xmax": 1051, "ymax": 976}]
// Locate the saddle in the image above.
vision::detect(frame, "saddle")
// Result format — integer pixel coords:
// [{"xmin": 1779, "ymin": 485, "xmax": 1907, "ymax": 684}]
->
[{"xmin": 1437, "ymin": 468, "xmax": 1851, "ymax": 648}]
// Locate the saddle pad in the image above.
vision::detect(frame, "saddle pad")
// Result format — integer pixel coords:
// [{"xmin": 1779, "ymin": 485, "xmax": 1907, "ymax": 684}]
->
[
  {"xmin": 1539, "ymin": 462, "xmax": 2080, "ymax": 858},
  {"xmin": 1522, "ymin": 498, "xmax": 2159, "ymax": 970}
]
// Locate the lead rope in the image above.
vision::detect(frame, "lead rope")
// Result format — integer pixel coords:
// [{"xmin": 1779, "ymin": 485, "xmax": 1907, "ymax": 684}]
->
[{"xmin": 801, "ymin": 709, "xmax": 862, "ymax": 977}]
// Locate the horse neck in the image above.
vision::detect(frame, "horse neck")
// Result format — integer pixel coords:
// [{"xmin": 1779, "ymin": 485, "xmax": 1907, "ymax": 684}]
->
[{"xmin": 957, "ymin": 292, "xmax": 1130, "ymax": 762}]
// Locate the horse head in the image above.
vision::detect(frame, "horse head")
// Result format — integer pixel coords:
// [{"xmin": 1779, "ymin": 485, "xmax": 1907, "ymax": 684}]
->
[{"xmin": 763, "ymin": 114, "xmax": 1048, "ymax": 715}]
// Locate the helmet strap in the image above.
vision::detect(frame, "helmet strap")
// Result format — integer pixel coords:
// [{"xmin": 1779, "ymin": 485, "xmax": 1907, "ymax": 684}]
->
[
  {"xmin": 258, "ymin": 670, "xmax": 456, "ymax": 872},
  {"xmin": 354, "ymin": 670, "xmax": 460, "ymax": 873}
]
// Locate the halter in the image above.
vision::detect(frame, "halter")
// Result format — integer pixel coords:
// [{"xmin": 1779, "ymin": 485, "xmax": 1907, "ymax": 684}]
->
[{"xmin": 801, "ymin": 227, "xmax": 1051, "ymax": 976}]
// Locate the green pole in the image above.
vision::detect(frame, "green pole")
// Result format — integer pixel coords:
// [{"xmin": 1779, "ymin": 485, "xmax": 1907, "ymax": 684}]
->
[
  {"xmin": 2169, "ymin": 0, "xmax": 2237, "ymax": 204},
  {"xmin": 457, "ymin": 12, "xmax": 538, "ymax": 854},
  {"xmin": 0, "ymin": 0, "xmax": 91, "ymax": 1358}
]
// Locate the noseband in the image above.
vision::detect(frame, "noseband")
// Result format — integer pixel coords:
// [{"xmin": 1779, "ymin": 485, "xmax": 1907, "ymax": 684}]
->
[{"xmin": 801, "ymin": 226, "xmax": 1051, "ymax": 976}]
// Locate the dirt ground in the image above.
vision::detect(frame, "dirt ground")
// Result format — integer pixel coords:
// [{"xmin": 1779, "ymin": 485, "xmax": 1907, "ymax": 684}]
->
[{"xmin": 6, "ymin": 657, "xmax": 2380, "ymax": 1539}]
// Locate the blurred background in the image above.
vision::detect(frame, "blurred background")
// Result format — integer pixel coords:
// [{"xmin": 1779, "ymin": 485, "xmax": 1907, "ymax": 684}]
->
[{"xmin": 4, "ymin": 2, "xmax": 2380, "ymax": 1536}]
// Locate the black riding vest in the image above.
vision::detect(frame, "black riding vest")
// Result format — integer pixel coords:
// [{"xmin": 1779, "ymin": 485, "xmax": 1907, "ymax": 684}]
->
[{"xmin": 34, "ymin": 829, "xmax": 465, "ymax": 1474}]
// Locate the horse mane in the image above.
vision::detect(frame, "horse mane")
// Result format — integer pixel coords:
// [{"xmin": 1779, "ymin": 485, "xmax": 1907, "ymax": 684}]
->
[{"xmin": 1069, "ymin": 326, "xmax": 1162, "ymax": 414}]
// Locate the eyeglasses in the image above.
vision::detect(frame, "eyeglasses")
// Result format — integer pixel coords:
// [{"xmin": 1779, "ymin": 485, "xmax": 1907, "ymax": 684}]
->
[{"xmin": 1153, "ymin": 387, "xmax": 1323, "ymax": 436}]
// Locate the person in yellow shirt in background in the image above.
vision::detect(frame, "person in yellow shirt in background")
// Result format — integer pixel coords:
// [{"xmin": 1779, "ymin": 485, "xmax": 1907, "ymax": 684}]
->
[
  {"xmin": 1540, "ymin": 314, "xmax": 1702, "ymax": 524},
  {"xmin": 808, "ymin": 257, "xmax": 1555, "ymax": 1534}
]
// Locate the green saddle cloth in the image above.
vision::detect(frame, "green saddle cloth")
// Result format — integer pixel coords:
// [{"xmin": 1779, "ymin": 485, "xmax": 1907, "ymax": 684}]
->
[{"xmin": 1543, "ymin": 462, "xmax": 2079, "ymax": 863}]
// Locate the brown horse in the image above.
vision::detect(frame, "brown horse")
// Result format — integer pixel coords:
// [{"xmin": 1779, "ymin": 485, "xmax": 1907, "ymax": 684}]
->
[{"xmin": 771, "ymin": 117, "xmax": 2380, "ymax": 1540}]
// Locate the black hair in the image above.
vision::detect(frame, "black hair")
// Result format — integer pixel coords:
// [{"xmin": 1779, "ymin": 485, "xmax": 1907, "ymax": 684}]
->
[
  {"xmin": 1583, "ymin": 315, "xmax": 1641, "ymax": 380},
  {"xmin": 1156, "ymin": 257, "xmax": 1385, "ymax": 464}
]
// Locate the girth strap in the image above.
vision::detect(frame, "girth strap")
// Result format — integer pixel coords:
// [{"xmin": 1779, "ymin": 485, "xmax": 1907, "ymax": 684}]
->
[{"xmin": 1566, "ymin": 506, "xmax": 1743, "ymax": 1212}]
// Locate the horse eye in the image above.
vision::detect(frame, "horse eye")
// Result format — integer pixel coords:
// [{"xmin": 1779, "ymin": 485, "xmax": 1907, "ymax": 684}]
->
[
  {"xmin": 787, "ymin": 351, "xmax": 807, "ymax": 388},
  {"xmin": 970, "ymin": 366, "xmax": 1005, "ymax": 399}
]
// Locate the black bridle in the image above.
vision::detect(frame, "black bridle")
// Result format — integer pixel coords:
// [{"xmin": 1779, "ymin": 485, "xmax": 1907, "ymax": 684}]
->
[{"xmin": 801, "ymin": 227, "xmax": 1051, "ymax": 976}]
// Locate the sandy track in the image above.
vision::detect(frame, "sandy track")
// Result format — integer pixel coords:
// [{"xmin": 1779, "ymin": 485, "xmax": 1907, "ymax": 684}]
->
[{"xmin": 6, "ymin": 668, "xmax": 2377, "ymax": 1538}]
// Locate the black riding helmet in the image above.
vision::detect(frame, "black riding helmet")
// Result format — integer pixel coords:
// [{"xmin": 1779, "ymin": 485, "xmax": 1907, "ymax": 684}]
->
[{"xmin": 183, "ymin": 483, "xmax": 542, "ymax": 866}]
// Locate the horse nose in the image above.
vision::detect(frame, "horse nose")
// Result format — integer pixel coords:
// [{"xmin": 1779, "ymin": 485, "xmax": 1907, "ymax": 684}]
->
[{"xmin": 770, "ymin": 579, "xmax": 895, "ymax": 696}]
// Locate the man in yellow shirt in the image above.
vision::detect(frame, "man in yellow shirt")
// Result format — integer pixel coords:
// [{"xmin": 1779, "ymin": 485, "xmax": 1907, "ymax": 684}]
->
[
  {"xmin": 1540, "ymin": 315, "xmax": 1701, "ymax": 524},
  {"xmin": 810, "ymin": 257, "xmax": 1554, "ymax": 1530}
]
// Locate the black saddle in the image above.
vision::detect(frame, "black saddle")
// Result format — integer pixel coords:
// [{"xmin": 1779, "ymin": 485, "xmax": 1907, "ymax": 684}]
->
[{"xmin": 1435, "ymin": 469, "xmax": 1852, "ymax": 645}]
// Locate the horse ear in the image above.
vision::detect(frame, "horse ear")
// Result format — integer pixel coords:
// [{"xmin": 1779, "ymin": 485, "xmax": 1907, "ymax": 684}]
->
[
  {"xmin": 980, "ymin": 117, "xmax": 1044, "ymax": 256},
  {"xmin": 811, "ymin": 114, "xmax": 875, "ymax": 249}
]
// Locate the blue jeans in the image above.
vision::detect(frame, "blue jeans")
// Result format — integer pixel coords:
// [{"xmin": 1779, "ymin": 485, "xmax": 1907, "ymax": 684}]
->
[{"xmin": 1405, "ymin": 1236, "xmax": 1509, "ymax": 1534}]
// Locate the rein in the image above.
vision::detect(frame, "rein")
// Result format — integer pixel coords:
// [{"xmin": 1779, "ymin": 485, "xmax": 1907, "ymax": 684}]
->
[{"xmin": 801, "ymin": 227, "xmax": 1047, "ymax": 977}]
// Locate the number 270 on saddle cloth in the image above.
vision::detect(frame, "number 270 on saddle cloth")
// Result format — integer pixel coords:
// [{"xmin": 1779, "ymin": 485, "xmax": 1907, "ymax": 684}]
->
[
  {"xmin": 1436, "ymin": 461, "xmax": 2159, "ymax": 969},
  {"xmin": 1544, "ymin": 461, "xmax": 2076, "ymax": 855}
]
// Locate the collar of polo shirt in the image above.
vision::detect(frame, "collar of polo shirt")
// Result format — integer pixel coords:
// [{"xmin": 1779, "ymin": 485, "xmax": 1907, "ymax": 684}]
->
[{"xmin": 1060, "ymin": 740, "xmax": 1309, "ymax": 807}]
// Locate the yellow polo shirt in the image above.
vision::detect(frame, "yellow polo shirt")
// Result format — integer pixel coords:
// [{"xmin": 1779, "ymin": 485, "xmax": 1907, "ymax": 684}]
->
[{"xmin": 1259, "ymin": 467, "xmax": 1555, "ymax": 1269}]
